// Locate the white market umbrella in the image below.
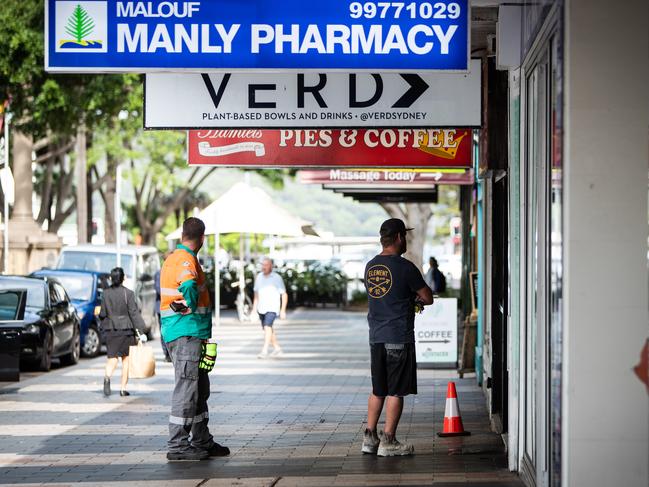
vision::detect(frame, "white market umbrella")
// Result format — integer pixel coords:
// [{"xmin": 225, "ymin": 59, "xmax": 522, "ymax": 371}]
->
[
  {"xmin": 165, "ymin": 181, "xmax": 317, "ymax": 324},
  {"xmin": 166, "ymin": 181, "xmax": 317, "ymax": 240}
]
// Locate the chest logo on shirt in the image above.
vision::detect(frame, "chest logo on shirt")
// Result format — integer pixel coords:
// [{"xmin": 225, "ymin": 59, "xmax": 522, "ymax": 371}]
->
[{"xmin": 366, "ymin": 265, "xmax": 392, "ymax": 298}]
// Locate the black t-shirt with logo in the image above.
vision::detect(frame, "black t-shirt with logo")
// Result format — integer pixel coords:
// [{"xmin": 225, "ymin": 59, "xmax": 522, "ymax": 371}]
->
[{"xmin": 364, "ymin": 254, "xmax": 427, "ymax": 344}]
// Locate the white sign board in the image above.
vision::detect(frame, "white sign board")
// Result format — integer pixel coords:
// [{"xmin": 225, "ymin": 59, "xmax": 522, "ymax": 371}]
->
[
  {"xmin": 414, "ymin": 297, "xmax": 457, "ymax": 365},
  {"xmin": 144, "ymin": 59, "xmax": 481, "ymax": 129}
]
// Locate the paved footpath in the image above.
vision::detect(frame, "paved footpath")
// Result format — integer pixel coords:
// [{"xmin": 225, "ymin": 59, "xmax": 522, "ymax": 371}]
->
[{"xmin": 0, "ymin": 309, "xmax": 523, "ymax": 487}]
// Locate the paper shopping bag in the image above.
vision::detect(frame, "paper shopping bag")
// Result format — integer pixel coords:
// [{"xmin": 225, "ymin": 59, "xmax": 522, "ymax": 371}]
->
[{"xmin": 128, "ymin": 342, "xmax": 156, "ymax": 379}]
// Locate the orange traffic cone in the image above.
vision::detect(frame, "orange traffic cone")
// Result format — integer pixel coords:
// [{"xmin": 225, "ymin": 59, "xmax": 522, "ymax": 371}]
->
[{"xmin": 437, "ymin": 382, "xmax": 470, "ymax": 437}]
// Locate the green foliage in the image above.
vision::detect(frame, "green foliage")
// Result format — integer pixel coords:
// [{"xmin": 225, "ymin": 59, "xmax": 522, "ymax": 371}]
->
[
  {"xmin": 254, "ymin": 169, "xmax": 294, "ymax": 189},
  {"xmin": 218, "ymin": 233, "xmax": 267, "ymax": 255},
  {"xmin": 0, "ymin": 0, "xmax": 132, "ymax": 138},
  {"xmin": 349, "ymin": 289, "xmax": 368, "ymax": 305},
  {"xmin": 432, "ymin": 186, "xmax": 460, "ymax": 243},
  {"xmin": 65, "ymin": 5, "xmax": 94, "ymax": 42},
  {"xmin": 213, "ymin": 261, "xmax": 348, "ymax": 308},
  {"xmin": 278, "ymin": 262, "xmax": 347, "ymax": 306}
]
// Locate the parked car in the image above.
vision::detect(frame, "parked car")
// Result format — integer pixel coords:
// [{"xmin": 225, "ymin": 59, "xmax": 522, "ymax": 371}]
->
[
  {"xmin": 0, "ymin": 276, "xmax": 81, "ymax": 371},
  {"xmin": 0, "ymin": 289, "xmax": 27, "ymax": 381},
  {"xmin": 56, "ymin": 245, "xmax": 160, "ymax": 337},
  {"xmin": 30, "ymin": 269, "xmax": 109, "ymax": 357}
]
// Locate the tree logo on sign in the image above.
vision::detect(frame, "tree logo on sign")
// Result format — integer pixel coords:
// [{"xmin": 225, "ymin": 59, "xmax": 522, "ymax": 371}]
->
[
  {"xmin": 55, "ymin": 1, "xmax": 108, "ymax": 53},
  {"xmin": 65, "ymin": 5, "xmax": 95, "ymax": 43}
]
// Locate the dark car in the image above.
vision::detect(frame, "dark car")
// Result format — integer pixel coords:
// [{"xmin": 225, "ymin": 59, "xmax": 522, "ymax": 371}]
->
[
  {"xmin": 0, "ymin": 289, "xmax": 27, "ymax": 382},
  {"xmin": 0, "ymin": 276, "xmax": 81, "ymax": 371},
  {"xmin": 30, "ymin": 269, "xmax": 109, "ymax": 357}
]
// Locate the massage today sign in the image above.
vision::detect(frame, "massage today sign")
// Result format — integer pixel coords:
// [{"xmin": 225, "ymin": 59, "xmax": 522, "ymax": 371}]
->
[{"xmin": 45, "ymin": 0, "xmax": 469, "ymax": 72}]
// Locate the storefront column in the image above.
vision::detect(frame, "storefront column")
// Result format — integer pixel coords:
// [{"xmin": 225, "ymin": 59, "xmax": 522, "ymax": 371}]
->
[{"xmin": 563, "ymin": 1, "xmax": 649, "ymax": 485}]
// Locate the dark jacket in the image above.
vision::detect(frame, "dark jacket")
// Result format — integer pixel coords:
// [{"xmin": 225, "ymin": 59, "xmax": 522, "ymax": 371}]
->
[{"xmin": 99, "ymin": 285, "xmax": 146, "ymax": 333}]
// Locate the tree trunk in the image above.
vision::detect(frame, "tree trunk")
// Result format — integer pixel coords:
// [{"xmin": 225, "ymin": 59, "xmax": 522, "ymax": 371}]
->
[
  {"xmin": 103, "ymin": 166, "xmax": 117, "ymax": 243},
  {"xmin": 75, "ymin": 123, "xmax": 88, "ymax": 243},
  {"xmin": 11, "ymin": 131, "xmax": 35, "ymax": 222},
  {"xmin": 403, "ymin": 203, "xmax": 433, "ymax": 270},
  {"xmin": 48, "ymin": 155, "xmax": 76, "ymax": 235},
  {"xmin": 36, "ymin": 153, "xmax": 55, "ymax": 226},
  {"xmin": 379, "ymin": 202, "xmax": 433, "ymax": 271}
]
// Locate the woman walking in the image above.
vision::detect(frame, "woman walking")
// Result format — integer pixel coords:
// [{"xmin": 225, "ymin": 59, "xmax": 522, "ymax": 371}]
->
[{"xmin": 100, "ymin": 267, "xmax": 145, "ymax": 397}]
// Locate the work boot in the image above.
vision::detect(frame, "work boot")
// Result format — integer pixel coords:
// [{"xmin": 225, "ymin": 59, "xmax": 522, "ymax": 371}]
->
[
  {"xmin": 103, "ymin": 377, "xmax": 111, "ymax": 397},
  {"xmin": 206, "ymin": 442, "xmax": 230, "ymax": 457},
  {"xmin": 361, "ymin": 428, "xmax": 380, "ymax": 454},
  {"xmin": 377, "ymin": 433, "xmax": 414, "ymax": 457},
  {"xmin": 166, "ymin": 446, "xmax": 209, "ymax": 461}
]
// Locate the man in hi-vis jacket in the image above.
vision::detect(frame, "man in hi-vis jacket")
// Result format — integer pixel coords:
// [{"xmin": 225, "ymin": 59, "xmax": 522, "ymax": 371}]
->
[{"xmin": 160, "ymin": 217, "xmax": 229, "ymax": 461}]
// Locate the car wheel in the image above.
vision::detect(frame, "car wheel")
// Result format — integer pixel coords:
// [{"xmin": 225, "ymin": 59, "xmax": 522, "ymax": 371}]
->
[
  {"xmin": 61, "ymin": 327, "xmax": 81, "ymax": 366},
  {"xmin": 38, "ymin": 330, "xmax": 53, "ymax": 372},
  {"xmin": 82, "ymin": 325, "xmax": 101, "ymax": 358}
]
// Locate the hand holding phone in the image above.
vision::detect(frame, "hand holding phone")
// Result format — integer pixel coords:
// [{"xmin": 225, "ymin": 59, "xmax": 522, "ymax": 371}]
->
[{"xmin": 170, "ymin": 300, "xmax": 189, "ymax": 314}]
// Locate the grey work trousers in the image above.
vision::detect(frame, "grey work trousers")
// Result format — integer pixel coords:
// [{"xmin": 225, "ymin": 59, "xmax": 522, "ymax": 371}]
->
[{"xmin": 166, "ymin": 336, "xmax": 214, "ymax": 453}]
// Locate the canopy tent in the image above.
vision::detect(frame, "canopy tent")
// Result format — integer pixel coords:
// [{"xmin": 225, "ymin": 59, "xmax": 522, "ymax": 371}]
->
[{"xmin": 165, "ymin": 181, "xmax": 317, "ymax": 324}]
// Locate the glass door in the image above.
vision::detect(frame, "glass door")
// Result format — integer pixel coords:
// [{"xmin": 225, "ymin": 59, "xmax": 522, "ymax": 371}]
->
[{"xmin": 522, "ymin": 47, "xmax": 551, "ymax": 487}]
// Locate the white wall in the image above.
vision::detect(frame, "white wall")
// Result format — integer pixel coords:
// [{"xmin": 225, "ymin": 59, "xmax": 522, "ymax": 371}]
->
[{"xmin": 563, "ymin": 1, "xmax": 649, "ymax": 486}]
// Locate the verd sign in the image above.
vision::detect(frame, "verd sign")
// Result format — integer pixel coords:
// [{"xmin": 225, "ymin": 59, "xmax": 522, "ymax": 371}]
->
[
  {"xmin": 45, "ymin": 0, "xmax": 469, "ymax": 72},
  {"xmin": 145, "ymin": 60, "xmax": 481, "ymax": 129},
  {"xmin": 187, "ymin": 128, "xmax": 472, "ymax": 168}
]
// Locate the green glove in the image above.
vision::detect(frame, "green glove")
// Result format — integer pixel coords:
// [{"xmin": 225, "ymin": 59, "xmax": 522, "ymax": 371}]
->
[{"xmin": 199, "ymin": 341, "xmax": 217, "ymax": 372}]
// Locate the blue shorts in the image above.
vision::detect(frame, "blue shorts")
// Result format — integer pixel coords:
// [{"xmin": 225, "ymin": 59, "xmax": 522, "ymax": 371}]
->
[{"xmin": 259, "ymin": 312, "xmax": 277, "ymax": 328}]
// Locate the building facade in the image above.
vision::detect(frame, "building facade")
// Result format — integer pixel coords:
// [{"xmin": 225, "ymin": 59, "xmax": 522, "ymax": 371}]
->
[{"xmin": 473, "ymin": 1, "xmax": 648, "ymax": 486}]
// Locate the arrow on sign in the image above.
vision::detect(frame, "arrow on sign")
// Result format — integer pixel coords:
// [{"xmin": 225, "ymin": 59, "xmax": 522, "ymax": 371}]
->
[
  {"xmin": 392, "ymin": 74, "xmax": 429, "ymax": 108},
  {"xmin": 420, "ymin": 339, "xmax": 451, "ymax": 344},
  {"xmin": 421, "ymin": 171, "xmax": 443, "ymax": 181}
]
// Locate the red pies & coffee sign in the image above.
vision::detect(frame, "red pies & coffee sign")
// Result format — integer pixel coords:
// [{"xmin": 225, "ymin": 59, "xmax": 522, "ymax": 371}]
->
[{"xmin": 187, "ymin": 129, "xmax": 472, "ymax": 168}]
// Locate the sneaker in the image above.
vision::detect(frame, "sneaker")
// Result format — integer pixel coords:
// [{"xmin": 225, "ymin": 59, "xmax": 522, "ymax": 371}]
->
[
  {"xmin": 206, "ymin": 442, "xmax": 230, "ymax": 457},
  {"xmin": 119, "ymin": 390, "xmax": 130, "ymax": 397},
  {"xmin": 361, "ymin": 428, "xmax": 380, "ymax": 454},
  {"xmin": 377, "ymin": 434, "xmax": 414, "ymax": 457},
  {"xmin": 257, "ymin": 350, "xmax": 269, "ymax": 359},
  {"xmin": 166, "ymin": 446, "xmax": 209, "ymax": 461},
  {"xmin": 103, "ymin": 377, "xmax": 111, "ymax": 397},
  {"xmin": 270, "ymin": 348, "xmax": 284, "ymax": 357}
]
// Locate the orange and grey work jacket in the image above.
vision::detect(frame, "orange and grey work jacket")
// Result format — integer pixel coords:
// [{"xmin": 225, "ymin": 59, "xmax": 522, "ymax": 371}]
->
[{"xmin": 160, "ymin": 244, "xmax": 211, "ymax": 343}]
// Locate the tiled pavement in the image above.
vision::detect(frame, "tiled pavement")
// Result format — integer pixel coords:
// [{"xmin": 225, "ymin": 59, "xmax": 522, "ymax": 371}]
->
[{"xmin": 0, "ymin": 309, "xmax": 524, "ymax": 487}]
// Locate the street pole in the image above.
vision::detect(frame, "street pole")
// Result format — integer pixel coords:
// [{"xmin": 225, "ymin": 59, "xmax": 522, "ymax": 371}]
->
[
  {"xmin": 115, "ymin": 164, "xmax": 122, "ymax": 268},
  {"xmin": 213, "ymin": 219, "xmax": 220, "ymax": 327},
  {"xmin": 2, "ymin": 112, "xmax": 11, "ymax": 274}
]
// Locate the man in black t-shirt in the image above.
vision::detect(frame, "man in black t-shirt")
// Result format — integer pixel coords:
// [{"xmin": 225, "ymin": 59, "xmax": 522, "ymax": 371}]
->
[{"xmin": 361, "ymin": 218, "xmax": 433, "ymax": 457}]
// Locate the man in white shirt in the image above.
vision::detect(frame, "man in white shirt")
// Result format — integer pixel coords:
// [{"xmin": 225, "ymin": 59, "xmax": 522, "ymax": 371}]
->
[{"xmin": 252, "ymin": 258, "xmax": 288, "ymax": 358}]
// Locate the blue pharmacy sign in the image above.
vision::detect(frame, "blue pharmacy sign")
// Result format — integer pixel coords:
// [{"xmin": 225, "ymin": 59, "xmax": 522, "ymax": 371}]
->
[{"xmin": 45, "ymin": 0, "xmax": 470, "ymax": 72}]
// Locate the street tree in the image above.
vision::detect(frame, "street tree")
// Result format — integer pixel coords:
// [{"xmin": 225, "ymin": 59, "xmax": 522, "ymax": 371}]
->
[
  {"xmin": 90, "ymin": 82, "xmax": 217, "ymax": 245},
  {"xmin": 380, "ymin": 186, "xmax": 461, "ymax": 269},
  {"xmin": 0, "ymin": 0, "xmax": 135, "ymax": 234},
  {"xmin": 380, "ymin": 202, "xmax": 433, "ymax": 269}
]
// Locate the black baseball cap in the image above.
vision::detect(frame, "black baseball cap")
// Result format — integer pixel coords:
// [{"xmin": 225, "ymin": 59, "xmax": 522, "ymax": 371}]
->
[{"xmin": 379, "ymin": 218, "xmax": 413, "ymax": 237}]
